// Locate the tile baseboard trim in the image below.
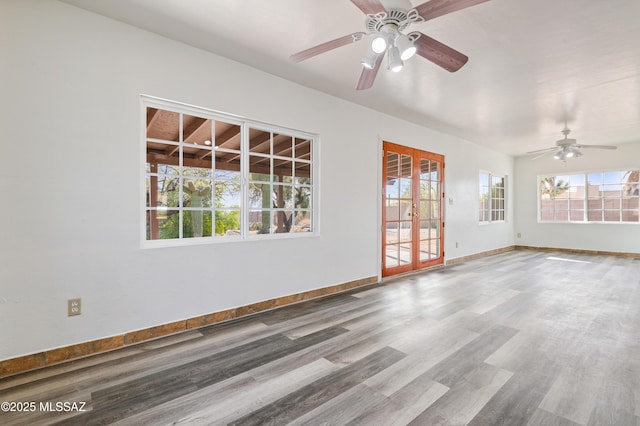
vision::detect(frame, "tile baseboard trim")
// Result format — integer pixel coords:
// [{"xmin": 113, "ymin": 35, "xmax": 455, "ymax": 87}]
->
[
  {"xmin": 0, "ymin": 275, "xmax": 378, "ymax": 378},
  {"xmin": 445, "ymin": 246, "xmax": 516, "ymax": 265},
  {"xmin": 446, "ymin": 246, "xmax": 640, "ymax": 266},
  {"xmin": 514, "ymin": 245, "xmax": 640, "ymax": 259}
]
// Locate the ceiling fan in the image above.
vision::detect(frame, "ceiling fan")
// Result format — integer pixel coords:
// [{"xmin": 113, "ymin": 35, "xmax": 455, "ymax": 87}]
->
[
  {"xmin": 289, "ymin": 0, "xmax": 490, "ymax": 90},
  {"xmin": 527, "ymin": 128, "xmax": 617, "ymax": 161}
]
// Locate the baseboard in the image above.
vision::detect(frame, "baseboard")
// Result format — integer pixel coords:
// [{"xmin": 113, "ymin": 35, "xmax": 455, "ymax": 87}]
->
[
  {"xmin": 514, "ymin": 245, "xmax": 640, "ymax": 259},
  {"xmin": 0, "ymin": 275, "xmax": 378, "ymax": 378},
  {"xmin": 5, "ymin": 244, "xmax": 636, "ymax": 378},
  {"xmin": 445, "ymin": 245, "xmax": 516, "ymax": 265}
]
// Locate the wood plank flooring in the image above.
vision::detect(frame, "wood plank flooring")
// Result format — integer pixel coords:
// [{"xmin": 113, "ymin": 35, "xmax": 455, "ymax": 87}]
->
[{"xmin": 1, "ymin": 250, "xmax": 639, "ymax": 425}]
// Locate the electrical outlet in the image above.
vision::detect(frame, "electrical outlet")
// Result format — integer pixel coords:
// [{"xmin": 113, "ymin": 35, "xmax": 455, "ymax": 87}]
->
[
  {"xmin": 68, "ymin": 298, "xmax": 81, "ymax": 316},
  {"xmin": 517, "ymin": 233, "xmax": 522, "ymax": 238},
  {"xmin": 455, "ymin": 242, "xmax": 459, "ymax": 248}
]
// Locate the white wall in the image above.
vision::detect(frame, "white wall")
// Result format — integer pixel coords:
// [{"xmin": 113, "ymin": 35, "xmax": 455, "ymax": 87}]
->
[
  {"xmin": 0, "ymin": 0, "xmax": 513, "ymax": 360},
  {"xmin": 514, "ymin": 141, "xmax": 640, "ymax": 253}
]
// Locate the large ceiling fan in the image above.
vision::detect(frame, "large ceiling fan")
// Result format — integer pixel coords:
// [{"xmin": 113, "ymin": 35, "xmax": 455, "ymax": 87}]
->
[
  {"xmin": 527, "ymin": 128, "xmax": 617, "ymax": 161},
  {"xmin": 289, "ymin": 0, "xmax": 490, "ymax": 90}
]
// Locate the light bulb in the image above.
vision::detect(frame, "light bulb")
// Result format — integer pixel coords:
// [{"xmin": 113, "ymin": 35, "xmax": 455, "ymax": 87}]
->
[{"xmin": 371, "ymin": 33, "xmax": 388, "ymax": 53}]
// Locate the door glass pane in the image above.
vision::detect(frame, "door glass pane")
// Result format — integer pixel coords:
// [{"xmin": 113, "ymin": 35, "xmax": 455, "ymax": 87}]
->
[
  {"xmin": 430, "ymin": 161, "xmax": 439, "ymax": 180},
  {"xmin": 431, "ymin": 182, "xmax": 439, "ymax": 199},
  {"xmin": 420, "ymin": 200, "xmax": 431, "ymax": 220},
  {"xmin": 432, "ymin": 220, "xmax": 440, "ymax": 238},
  {"xmin": 399, "ymin": 178, "xmax": 412, "ymax": 199},
  {"xmin": 399, "ymin": 243, "xmax": 412, "ymax": 265},
  {"xmin": 387, "ymin": 152, "xmax": 399, "ymax": 177},
  {"xmin": 419, "ymin": 220, "xmax": 430, "ymax": 240},
  {"xmin": 386, "ymin": 222, "xmax": 399, "ymax": 244},
  {"xmin": 400, "ymin": 155, "xmax": 412, "ymax": 178},
  {"xmin": 420, "ymin": 239, "xmax": 432, "ymax": 262},
  {"xmin": 420, "ymin": 181, "xmax": 431, "ymax": 201},
  {"xmin": 420, "ymin": 159, "xmax": 430, "ymax": 179},
  {"xmin": 386, "ymin": 199, "xmax": 400, "ymax": 222},
  {"xmin": 399, "ymin": 200, "xmax": 412, "ymax": 220},
  {"xmin": 399, "ymin": 222, "xmax": 412, "ymax": 243},
  {"xmin": 386, "ymin": 244, "xmax": 399, "ymax": 268},
  {"xmin": 386, "ymin": 177, "xmax": 399, "ymax": 199}
]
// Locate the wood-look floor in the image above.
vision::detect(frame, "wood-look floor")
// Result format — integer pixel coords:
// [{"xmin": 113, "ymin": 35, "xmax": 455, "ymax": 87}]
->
[{"xmin": 1, "ymin": 250, "xmax": 640, "ymax": 425}]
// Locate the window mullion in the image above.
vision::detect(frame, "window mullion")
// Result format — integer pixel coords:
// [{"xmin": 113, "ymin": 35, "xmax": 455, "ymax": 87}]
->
[
  {"xmin": 179, "ymin": 112, "xmax": 184, "ymax": 239},
  {"xmin": 241, "ymin": 122, "xmax": 248, "ymax": 238},
  {"xmin": 269, "ymin": 132, "xmax": 274, "ymax": 232},
  {"xmin": 583, "ymin": 173, "xmax": 587, "ymax": 222},
  {"xmin": 490, "ymin": 174, "xmax": 493, "ymax": 223}
]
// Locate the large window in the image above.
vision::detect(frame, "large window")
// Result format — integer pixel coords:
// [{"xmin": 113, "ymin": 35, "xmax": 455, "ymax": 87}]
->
[
  {"xmin": 479, "ymin": 172, "xmax": 506, "ymax": 223},
  {"xmin": 539, "ymin": 170, "xmax": 639, "ymax": 223},
  {"xmin": 143, "ymin": 97, "xmax": 316, "ymax": 243}
]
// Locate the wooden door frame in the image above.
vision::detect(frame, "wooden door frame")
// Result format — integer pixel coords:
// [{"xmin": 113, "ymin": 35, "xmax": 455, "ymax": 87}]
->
[{"xmin": 382, "ymin": 141, "xmax": 445, "ymax": 277}]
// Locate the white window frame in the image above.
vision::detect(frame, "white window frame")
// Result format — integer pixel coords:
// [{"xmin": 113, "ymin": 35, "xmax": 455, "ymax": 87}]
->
[
  {"xmin": 538, "ymin": 169, "xmax": 640, "ymax": 224},
  {"xmin": 479, "ymin": 171, "xmax": 506, "ymax": 224},
  {"xmin": 141, "ymin": 95, "xmax": 319, "ymax": 248}
]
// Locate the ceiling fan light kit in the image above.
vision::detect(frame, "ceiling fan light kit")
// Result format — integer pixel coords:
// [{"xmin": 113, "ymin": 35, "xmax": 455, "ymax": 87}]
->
[
  {"xmin": 528, "ymin": 127, "xmax": 617, "ymax": 161},
  {"xmin": 388, "ymin": 45, "xmax": 404, "ymax": 72},
  {"xmin": 360, "ymin": 48, "xmax": 379, "ymax": 69},
  {"xmin": 371, "ymin": 27, "xmax": 395, "ymax": 53},
  {"xmin": 290, "ymin": 0, "xmax": 491, "ymax": 90},
  {"xmin": 396, "ymin": 33, "xmax": 417, "ymax": 60}
]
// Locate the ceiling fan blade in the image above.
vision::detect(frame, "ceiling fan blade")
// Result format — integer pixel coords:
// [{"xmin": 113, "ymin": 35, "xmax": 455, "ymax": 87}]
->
[
  {"xmin": 530, "ymin": 151, "xmax": 554, "ymax": 160},
  {"xmin": 290, "ymin": 32, "xmax": 365, "ymax": 63},
  {"xmin": 526, "ymin": 147, "xmax": 557, "ymax": 154},
  {"xmin": 414, "ymin": 0, "xmax": 491, "ymax": 21},
  {"xmin": 350, "ymin": 0, "xmax": 386, "ymax": 15},
  {"xmin": 414, "ymin": 33, "xmax": 468, "ymax": 72},
  {"xmin": 575, "ymin": 144, "xmax": 617, "ymax": 150},
  {"xmin": 356, "ymin": 54, "xmax": 384, "ymax": 90}
]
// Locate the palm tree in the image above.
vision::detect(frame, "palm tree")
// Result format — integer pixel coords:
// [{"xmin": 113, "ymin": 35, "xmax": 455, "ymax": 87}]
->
[
  {"xmin": 540, "ymin": 177, "xmax": 570, "ymax": 198},
  {"xmin": 623, "ymin": 170, "xmax": 639, "ymax": 196}
]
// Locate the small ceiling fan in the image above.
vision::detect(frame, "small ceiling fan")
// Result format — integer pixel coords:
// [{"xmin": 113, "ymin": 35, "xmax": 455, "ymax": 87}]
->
[
  {"xmin": 527, "ymin": 128, "xmax": 617, "ymax": 161},
  {"xmin": 289, "ymin": 0, "xmax": 491, "ymax": 90}
]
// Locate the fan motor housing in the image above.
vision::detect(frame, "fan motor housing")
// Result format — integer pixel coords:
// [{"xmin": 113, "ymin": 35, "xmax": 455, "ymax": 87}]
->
[
  {"xmin": 365, "ymin": 9, "xmax": 413, "ymax": 33},
  {"xmin": 556, "ymin": 138, "xmax": 577, "ymax": 147}
]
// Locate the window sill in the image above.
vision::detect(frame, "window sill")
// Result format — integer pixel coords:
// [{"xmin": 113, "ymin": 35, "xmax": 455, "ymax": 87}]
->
[{"xmin": 141, "ymin": 231, "xmax": 320, "ymax": 249}]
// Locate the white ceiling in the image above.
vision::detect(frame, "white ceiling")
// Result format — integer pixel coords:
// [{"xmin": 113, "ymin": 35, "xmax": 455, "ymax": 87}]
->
[{"xmin": 60, "ymin": 0, "xmax": 640, "ymax": 156}]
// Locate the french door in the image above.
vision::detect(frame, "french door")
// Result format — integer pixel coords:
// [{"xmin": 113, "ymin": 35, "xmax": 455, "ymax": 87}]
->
[{"xmin": 382, "ymin": 142, "xmax": 444, "ymax": 277}]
